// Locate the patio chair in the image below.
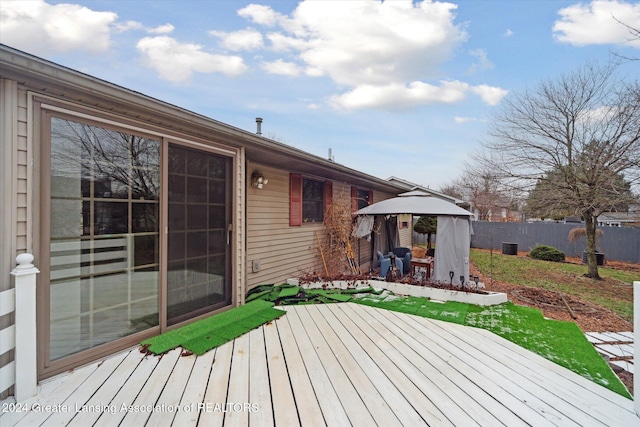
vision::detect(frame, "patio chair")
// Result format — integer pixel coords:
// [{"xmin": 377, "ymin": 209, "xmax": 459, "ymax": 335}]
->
[
  {"xmin": 392, "ymin": 247, "xmax": 412, "ymax": 275},
  {"xmin": 379, "ymin": 254, "xmax": 403, "ymax": 279}
]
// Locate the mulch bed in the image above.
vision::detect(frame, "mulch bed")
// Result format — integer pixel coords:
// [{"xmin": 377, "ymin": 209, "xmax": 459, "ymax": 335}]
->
[{"xmin": 466, "ymin": 252, "xmax": 633, "ymax": 333}]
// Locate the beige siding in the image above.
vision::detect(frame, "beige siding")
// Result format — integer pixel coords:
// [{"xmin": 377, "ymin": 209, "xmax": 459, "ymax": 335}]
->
[
  {"xmin": 17, "ymin": 90, "xmax": 28, "ymax": 255},
  {"xmin": 0, "ymin": 79, "xmax": 28, "ymax": 399},
  {"xmin": 398, "ymin": 214, "xmax": 413, "ymax": 249},
  {"xmin": 245, "ymin": 164, "xmax": 401, "ymax": 289},
  {"xmin": 0, "ymin": 82, "xmax": 28, "ymax": 287},
  {"xmin": 246, "ymin": 163, "xmax": 323, "ymax": 288}
]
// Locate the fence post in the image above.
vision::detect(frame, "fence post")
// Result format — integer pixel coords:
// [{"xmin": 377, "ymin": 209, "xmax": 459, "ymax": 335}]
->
[
  {"xmin": 10, "ymin": 253, "xmax": 39, "ymax": 402},
  {"xmin": 635, "ymin": 281, "xmax": 640, "ymax": 417}
]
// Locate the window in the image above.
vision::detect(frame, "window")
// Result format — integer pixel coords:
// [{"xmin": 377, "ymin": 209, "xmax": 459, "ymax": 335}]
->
[
  {"xmin": 302, "ymin": 178, "xmax": 324, "ymax": 222},
  {"xmin": 357, "ymin": 189, "xmax": 371, "ymax": 210},
  {"xmin": 351, "ymin": 186, "xmax": 373, "ymax": 212},
  {"xmin": 398, "ymin": 214, "xmax": 411, "ymax": 229},
  {"xmin": 290, "ymin": 174, "xmax": 332, "ymax": 225}
]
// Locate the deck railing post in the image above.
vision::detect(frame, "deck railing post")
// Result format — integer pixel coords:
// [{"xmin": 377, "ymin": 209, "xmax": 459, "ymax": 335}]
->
[
  {"xmin": 10, "ymin": 253, "xmax": 40, "ymax": 402},
  {"xmin": 635, "ymin": 281, "xmax": 639, "ymax": 417}
]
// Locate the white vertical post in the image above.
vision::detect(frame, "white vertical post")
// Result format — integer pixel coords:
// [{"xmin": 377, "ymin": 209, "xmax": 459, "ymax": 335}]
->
[
  {"xmin": 635, "ymin": 281, "xmax": 640, "ymax": 417},
  {"xmin": 10, "ymin": 253, "xmax": 39, "ymax": 402}
]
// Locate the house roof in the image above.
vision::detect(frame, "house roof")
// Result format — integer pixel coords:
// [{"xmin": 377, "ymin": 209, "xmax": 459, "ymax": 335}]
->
[
  {"xmin": 0, "ymin": 44, "xmax": 403, "ymax": 194},
  {"xmin": 598, "ymin": 212, "xmax": 640, "ymax": 223},
  {"xmin": 386, "ymin": 176, "xmax": 468, "ymax": 206}
]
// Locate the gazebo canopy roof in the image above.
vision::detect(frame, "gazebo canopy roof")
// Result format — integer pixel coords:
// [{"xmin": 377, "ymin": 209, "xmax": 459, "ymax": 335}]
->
[{"xmin": 356, "ymin": 191, "xmax": 472, "ymax": 217}]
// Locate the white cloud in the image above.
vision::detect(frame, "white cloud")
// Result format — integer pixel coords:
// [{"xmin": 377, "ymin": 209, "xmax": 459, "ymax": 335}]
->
[
  {"xmin": 290, "ymin": 0, "xmax": 467, "ymax": 86},
  {"xmin": 113, "ymin": 21, "xmax": 174, "ymax": 35},
  {"xmin": 467, "ymin": 48, "xmax": 494, "ymax": 74},
  {"xmin": 238, "ymin": 4, "xmax": 284, "ymax": 27},
  {"xmin": 113, "ymin": 20, "xmax": 144, "ymax": 33},
  {"xmin": 261, "ymin": 59, "xmax": 301, "ymax": 76},
  {"xmin": 331, "ymin": 80, "xmax": 506, "ymax": 110},
  {"xmin": 0, "ymin": 0, "xmax": 117, "ymax": 55},
  {"xmin": 578, "ymin": 105, "xmax": 618, "ymax": 124},
  {"xmin": 209, "ymin": 28, "xmax": 263, "ymax": 51},
  {"xmin": 148, "ymin": 23, "xmax": 175, "ymax": 35},
  {"xmin": 471, "ymin": 85, "xmax": 508, "ymax": 106},
  {"xmin": 503, "ymin": 29, "xmax": 514, "ymax": 37},
  {"xmin": 136, "ymin": 36, "xmax": 247, "ymax": 82},
  {"xmin": 553, "ymin": 0, "xmax": 640, "ymax": 47},
  {"xmin": 237, "ymin": 0, "xmax": 503, "ymax": 110},
  {"xmin": 266, "ymin": 32, "xmax": 309, "ymax": 52}
]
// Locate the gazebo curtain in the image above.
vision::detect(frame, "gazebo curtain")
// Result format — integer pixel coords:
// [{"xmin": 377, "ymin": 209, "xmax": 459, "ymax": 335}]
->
[{"xmin": 433, "ymin": 216, "xmax": 471, "ymax": 284}]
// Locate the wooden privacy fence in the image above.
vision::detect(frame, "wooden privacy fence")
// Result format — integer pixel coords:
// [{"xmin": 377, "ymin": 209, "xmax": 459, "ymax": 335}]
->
[{"xmin": 470, "ymin": 221, "xmax": 640, "ymax": 263}]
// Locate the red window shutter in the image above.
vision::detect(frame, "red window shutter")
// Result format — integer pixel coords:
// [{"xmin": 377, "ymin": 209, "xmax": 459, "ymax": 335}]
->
[
  {"xmin": 324, "ymin": 181, "xmax": 333, "ymax": 215},
  {"xmin": 290, "ymin": 173, "xmax": 303, "ymax": 226},
  {"xmin": 351, "ymin": 186, "xmax": 358, "ymax": 212},
  {"xmin": 368, "ymin": 190, "xmax": 373, "ymax": 206}
]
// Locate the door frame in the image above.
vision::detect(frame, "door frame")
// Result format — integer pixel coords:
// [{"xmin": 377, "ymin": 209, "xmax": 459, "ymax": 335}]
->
[
  {"xmin": 161, "ymin": 140, "xmax": 236, "ymax": 330},
  {"xmin": 35, "ymin": 98, "xmax": 243, "ymax": 379}
]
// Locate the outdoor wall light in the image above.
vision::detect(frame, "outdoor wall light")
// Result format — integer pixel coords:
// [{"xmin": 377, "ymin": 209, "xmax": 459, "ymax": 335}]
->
[{"xmin": 251, "ymin": 171, "xmax": 268, "ymax": 189}]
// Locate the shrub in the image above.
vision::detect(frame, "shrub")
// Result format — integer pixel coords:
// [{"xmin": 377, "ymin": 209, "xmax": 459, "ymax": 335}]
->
[{"xmin": 529, "ymin": 245, "xmax": 566, "ymax": 262}]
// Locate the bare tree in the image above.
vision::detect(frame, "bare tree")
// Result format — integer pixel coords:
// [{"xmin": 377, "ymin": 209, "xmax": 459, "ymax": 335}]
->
[
  {"xmin": 479, "ymin": 63, "xmax": 640, "ymax": 279},
  {"xmin": 447, "ymin": 166, "xmax": 523, "ymax": 221},
  {"xmin": 613, "ymin": 17, "xmax": 640, "ymax": 61}
]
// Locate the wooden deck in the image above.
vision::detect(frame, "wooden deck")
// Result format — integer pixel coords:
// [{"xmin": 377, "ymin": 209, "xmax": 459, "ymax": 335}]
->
[{"xmin": 2, "ymin": 303, "xmax": 637, "ymax": 426}]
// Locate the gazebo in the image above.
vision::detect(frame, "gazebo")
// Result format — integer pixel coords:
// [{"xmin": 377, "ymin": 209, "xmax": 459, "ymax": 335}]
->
[{"xmin": 355, "ymin": 191, "xmax": 474, "ymax": 284}]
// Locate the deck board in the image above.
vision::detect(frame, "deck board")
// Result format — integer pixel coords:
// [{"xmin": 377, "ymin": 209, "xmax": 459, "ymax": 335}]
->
[
  {"xmin": 345, "ymin": 303, "xmax": 490, "ymax": 426},
  {"xmin": 1, "ymin": 303, "xmax": 637, "ymax": 427},
  {"xmin": 305, "ymin": 304, "xmax": 402, "ymax": 426},
  {"xmin": 327, "ymin": 304, "xmax": 450, "ymax": 426},
  {"xmin": 284, "ymin": 306, "xmax": 352, "ymax": 426},
  {"xmin": 413, "ymin": 313, "xmax": 633, "ymax": 426},
  {"xmin": 248, "ymin": 326, "xmax": 275, "ymax": 427},
  {"xmin": 317, "ymin": 304, "xmax": 425, "ymax": 426},
  {"xmin": 171, "ymin": 349, "xmax": 216, "ymax": 426},
  {"xmin": 198, "ymin": 338, "xmax": 233, "ymax": 427},
  {"xmin": 274, "ymin": 309, "xmax": 324, "ymax": 427},
  {"xmin": 389, "ymin": 309, "xmax": 579, "ymax": 426},
  {"xmin": 263, "ymin": 318, "xmax": 300, "ymax": 427},
  {"xmin": 223, "ymin": 332, "xmax": 250, "ymax": 427}
]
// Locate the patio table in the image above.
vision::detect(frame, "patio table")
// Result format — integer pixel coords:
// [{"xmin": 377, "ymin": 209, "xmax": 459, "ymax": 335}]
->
[{"xmin": 410, "ymin": 257, "xmax": 434, "ymax": 283}]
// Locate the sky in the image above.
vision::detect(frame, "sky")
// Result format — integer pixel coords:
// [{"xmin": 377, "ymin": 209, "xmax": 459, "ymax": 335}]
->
[{"xmin": 1, "ymin": 0, "xmax": 639, "ymax": 190}]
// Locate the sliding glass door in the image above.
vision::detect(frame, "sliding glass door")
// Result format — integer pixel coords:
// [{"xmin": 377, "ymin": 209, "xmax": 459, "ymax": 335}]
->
[
  {"xmin": 47, "ymin": 116, "xmax": 160, "ymax": 363},
  {"xmin": 42, "ymin": 111, "xmax": 234, "ymax": 377},
  {"xmin": 166, "ymin": 144, "xmax": 232, "ymax": 326}
]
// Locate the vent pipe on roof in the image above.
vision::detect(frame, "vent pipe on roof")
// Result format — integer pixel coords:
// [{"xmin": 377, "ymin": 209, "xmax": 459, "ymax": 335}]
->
[
  {"xmin": 255, "ymin": 117, "xmax": 263, "ymax": 135},
  {"xmin": 328, "ymin": 148, "xmax": 334, "ymax": 162}
]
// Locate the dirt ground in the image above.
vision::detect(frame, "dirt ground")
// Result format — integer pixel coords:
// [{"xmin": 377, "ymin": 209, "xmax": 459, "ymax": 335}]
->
[{"xmin": 464, "ymin": 250, "xmax": 634, "ymax": 333}]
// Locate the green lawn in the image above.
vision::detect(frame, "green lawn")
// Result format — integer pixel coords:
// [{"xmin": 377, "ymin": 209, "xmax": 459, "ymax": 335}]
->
[{"xmin": 470, "ymin": 248, "xmax": 637, "ymax": 321}]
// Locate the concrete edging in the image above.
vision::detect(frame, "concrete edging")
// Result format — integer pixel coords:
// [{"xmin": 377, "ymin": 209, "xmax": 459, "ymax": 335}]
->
[{"xmin": 287, "ymin": 278, "xmax": 508, "ymax": 306}]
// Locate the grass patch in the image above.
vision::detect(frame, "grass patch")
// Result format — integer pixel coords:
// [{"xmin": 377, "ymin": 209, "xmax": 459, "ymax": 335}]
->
[
  {"xmin": 141, "ymin": 300, "xmax": 284, "ymax": 355},
  {"xmin": 470, "ymin": 249, "xmax": 635, "ymax": 321}
]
